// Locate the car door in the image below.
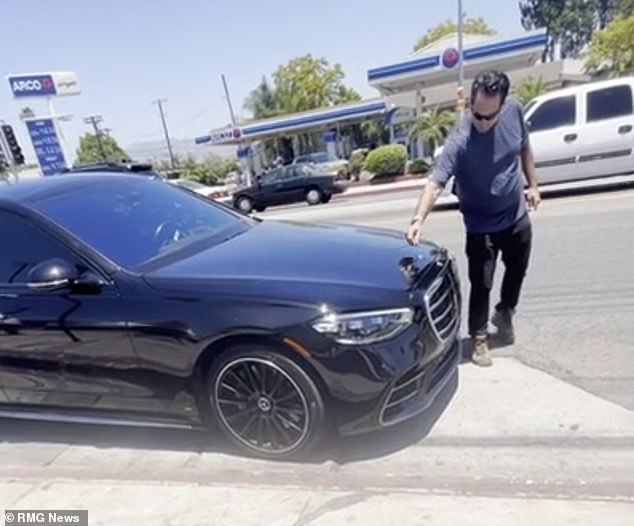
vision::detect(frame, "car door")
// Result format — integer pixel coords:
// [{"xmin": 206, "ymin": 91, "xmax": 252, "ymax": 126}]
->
[
  {"xmin": 0, "ymin": 208, "xmax": 135, "ymax": 411},
  {"xmin": 258, "ymin": 167, "xmax": 294, "ymax": 206},
  {"xmin": 525, "ymin": 93, "xmax": 581, "ymax": 184},
  {"xmin": 287, "ymin": 165, "xmax": 312, "ymax": 203},
  {"xmin": 575, "ymin": 82, "xmax": 634, "ymax": 179}
]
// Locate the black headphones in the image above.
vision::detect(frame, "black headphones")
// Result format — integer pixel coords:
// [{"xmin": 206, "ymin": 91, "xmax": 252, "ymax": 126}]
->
[{"xmin": 470, "ymin": 70, "xmax": 510, "ymax": 106}]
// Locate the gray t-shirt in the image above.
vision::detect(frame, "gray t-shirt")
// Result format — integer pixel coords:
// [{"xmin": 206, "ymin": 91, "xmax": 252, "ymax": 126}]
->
[{"xmin": 430, "ymin": 97, "xmax": 529, "ymax": 234}]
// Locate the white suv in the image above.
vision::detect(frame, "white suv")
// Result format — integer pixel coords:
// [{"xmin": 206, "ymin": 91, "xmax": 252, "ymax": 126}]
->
[{"xmin": 524, "ymin": 76, "xmax": 633, "ymax": 184}]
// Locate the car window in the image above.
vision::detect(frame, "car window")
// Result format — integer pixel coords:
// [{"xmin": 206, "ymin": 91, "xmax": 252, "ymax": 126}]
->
[
  {"xmin": 294, "ymin": 165, "xmax": 314, "ymax": 177},
  {"xmin": 28, "ymin": 178, "xmax": 249, "ymax": 270},
  {"xmin": 260, "ymin": 169, "xmax": 282, "ymax": 184},
  {"xmin": 527, "ymin": 95, "xmax": 576, "ymax": 132},
  {"xmin": 0, "ymin": 210, "xmax": 75, "ymax": 284},
  {"xmin": 586, "ymin": 85, "xmax": 633, "ymax": 122},
  {"xmin": 523, "ymin": 100, "xmax": 537, "ymax": 115},
  {"xmin": 280, "ymin": 166, "xmax": 301, "ymax": 180}
]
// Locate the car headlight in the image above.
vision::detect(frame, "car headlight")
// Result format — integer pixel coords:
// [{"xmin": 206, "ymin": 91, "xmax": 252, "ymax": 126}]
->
[{"xmin": 311, "ymin": 308, "xmax": 414, "ymax": 345}]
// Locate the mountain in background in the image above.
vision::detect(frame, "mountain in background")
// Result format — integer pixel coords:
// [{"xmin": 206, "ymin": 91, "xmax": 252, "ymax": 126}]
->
[{"xmin": 124, "ymin": 137, "xmax": 236, "ymax": 164}]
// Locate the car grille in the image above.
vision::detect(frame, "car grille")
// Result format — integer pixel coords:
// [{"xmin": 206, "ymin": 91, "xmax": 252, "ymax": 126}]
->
[
  {"xmin": 424, "ymin": 265, "xmax": 460, "ymax": 343},
  {"xmin": 378, "ymin": 262, "xmax": 461, "ymax": 426},
  {"xmin": 380, "ymin": 344, "xmax": 459, "ymax": 425}
]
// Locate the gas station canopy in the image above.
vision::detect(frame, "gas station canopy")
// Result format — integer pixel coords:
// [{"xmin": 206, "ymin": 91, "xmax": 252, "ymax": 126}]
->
[
  {"xmin": 368, "ymin": 30, "xmax": 548, "ymax": 94},
  {"xmin": 196, "ymin": 99, "xmax": 389, "ymax": 147},
  {"xmin": 197, "ymin": 28, "xmax": 590, "ymax": 158}
]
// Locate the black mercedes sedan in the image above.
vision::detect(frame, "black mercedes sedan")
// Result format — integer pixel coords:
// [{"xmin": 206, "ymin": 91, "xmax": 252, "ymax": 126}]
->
[{"xmin": 0, "ymin": 174, "xmax": 461, "ymax": 459}]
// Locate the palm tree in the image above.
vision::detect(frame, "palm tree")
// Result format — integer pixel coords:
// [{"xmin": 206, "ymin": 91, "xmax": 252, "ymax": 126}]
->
[
  {"xmin": 513, "ymin": 76, "xmax": 551, "ymax": 105},
  {"xmin": 408, "ymin": 108, "xmax": 457, "ymax": 153},
  {"xmin": 360, "ymin": 119, "xmax": 389, "ymax": 145},
  {"xmin": 243, "ymin": 77, "xmax": 281, "ymax": 120}
]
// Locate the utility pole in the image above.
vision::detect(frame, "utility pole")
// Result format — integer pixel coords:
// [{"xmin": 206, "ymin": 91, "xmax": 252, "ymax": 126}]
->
[
  {"xmin": 221, "ymin": 73, "xmax": 237, "ymax": 126},
  {"xmin": 220, "ymin": 73, "xmax": 250, "ymax": 186},
  {"xmin": 457, "ymin": 0, "xmax": 466, "ymax": 114},
  {"xmin": 83, "ymin": 115, "xmax": 107, "ymax": 160},
  {"xmin": 152, "ymin": 98, "xmax": 176, "ymax": 169}
]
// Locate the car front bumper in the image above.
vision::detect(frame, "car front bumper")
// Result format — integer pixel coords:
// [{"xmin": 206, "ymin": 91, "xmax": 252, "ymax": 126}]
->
[
  {"xmin": 336, "ymin": 336, "xmax": 461, "ymax": 435},
  {"xmin": 287, "ymin": 261, "xmax": 462, "ymax": 436}
]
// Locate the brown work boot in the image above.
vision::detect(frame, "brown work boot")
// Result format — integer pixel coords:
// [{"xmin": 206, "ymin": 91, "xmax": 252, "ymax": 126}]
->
[{"xmin": 471, "ymin": 335, "xmax": 493, "ymax": 367}]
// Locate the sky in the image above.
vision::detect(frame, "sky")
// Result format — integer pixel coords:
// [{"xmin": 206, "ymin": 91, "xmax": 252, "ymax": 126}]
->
[{"xmin": 1, "ymin": 0, "xmax": 525, "ymax": 162}]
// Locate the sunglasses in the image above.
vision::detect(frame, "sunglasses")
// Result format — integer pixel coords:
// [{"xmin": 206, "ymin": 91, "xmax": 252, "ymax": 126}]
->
[{"xmin": 472, "ymin": 108, "xmax": 501, "ymax": 121}]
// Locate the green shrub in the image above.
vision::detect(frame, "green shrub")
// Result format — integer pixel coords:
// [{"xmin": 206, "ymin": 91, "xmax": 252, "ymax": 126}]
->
[
  {"xmin": 363, "ymin": 144, "xmax": 407, "ymax": 176},
  {"xmin": 408, "ymin": 158, "xmax": 430, "ymax": 174},
  {"xmin": 348, "ymin": 150, "xmax": 366, "ymax": 178}
]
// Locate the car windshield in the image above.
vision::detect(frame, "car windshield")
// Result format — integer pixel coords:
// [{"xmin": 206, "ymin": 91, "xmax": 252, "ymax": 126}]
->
[
  {"xmin": 309, "ymin": 152, "xmax": 336, "ymax": 163},
  {"xmin": 296, "ymin": 152, "xmax": 336, "ymax": 164},
  {"xmin": 29, "ymin": 177, "xmax": 251, "ymax": 270}
]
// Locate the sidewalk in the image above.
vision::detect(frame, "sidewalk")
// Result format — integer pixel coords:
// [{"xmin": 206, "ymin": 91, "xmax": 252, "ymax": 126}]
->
[
  {"xmin": 341, "ymin": 175, "xmax": 426, "ymax": 198},
  {"xmin": 1, "ymin": 358, "xmax": 632, "ymax": 525}
]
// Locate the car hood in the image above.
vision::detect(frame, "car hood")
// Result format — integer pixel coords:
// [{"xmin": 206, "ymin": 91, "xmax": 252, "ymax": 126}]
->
[{"xmin": 143, "ymin": 219, "xmax": 447, "ymax": 308}]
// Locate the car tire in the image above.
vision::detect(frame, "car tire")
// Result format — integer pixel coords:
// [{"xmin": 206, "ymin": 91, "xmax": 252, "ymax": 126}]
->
[
  {"xmin": 235, "ymin": 196, "xmax": 253, "ymax": 214},
  {"xmin": 305, "ymin": 187, "xmax": 323, "ymax": 206},
  {"xmin": 205, "ymin": 345, "xmax": 326, "ymax": 460},
  {"xmin": 322, "ymin": 194, "xmax": 332, "ymax": 204}
]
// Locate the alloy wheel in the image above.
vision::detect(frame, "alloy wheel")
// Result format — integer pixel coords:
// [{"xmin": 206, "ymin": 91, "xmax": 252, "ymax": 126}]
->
[
  {"xmin": 306, "ymin": 189, "xmax": 321, "ymax": 205},
  {"xmin": 213, "ymin": 357, "xmax": 310, "ymax": 455},
  {"xmin": 237, "ymin": 197, "xmax": 253, "ymax": 213}
]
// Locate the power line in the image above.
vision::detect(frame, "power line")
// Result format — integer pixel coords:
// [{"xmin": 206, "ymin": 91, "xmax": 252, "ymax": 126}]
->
[{"xmin": 152, "ymin": 98, "xmax": 176, "ymax": 169}]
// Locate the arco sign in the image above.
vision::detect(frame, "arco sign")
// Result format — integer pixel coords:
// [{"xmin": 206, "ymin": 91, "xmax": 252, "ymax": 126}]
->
[{"xmin": 7, "ymin": 71, "xmax": 80, "ymax": 98}]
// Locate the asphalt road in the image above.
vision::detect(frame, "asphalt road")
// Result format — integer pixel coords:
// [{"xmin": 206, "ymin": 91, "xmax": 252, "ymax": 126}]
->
[{"xmin": 261, "ymin": 181, "xmax": 634, "ymax": 410}]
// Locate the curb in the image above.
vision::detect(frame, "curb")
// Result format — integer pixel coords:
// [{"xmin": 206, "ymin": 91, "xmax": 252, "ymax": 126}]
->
[{"xmin": 335, "ymin": 179, "xmax": 427, "ymax": 200}]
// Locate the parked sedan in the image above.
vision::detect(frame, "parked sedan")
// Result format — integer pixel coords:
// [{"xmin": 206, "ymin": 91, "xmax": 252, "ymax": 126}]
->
[
  {"xmin": 0, "ymin": 173, "xmax": 461, "ymax": 459},
  {"xmin": 293, "ymin": 151, "xmax": 350, "ymax": 179},
  {"xmin": 169, "ymin": 178, "xmax": 233, "ymax": 203},
  {"xmin": 232, "ymin": 164, "xmax": 345, "ymax": 213}
]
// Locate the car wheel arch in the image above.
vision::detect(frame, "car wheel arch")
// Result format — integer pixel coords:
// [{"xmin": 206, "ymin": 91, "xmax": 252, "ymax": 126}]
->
[
  {"xmin": 192, "ymin": 333, "xmax": 333, "ymax": 407},
  {"xmin": 193, "ymin": 334, "xmax": 335, "ymax": 458},
  {"xmin": 234, "ymin": 194, "xmax": 253, "ymax": 209}
]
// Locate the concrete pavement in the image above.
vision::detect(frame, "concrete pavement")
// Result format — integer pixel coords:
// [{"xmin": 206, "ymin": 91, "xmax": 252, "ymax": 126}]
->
[{"xmin": 1, "ymin": 357, "xmax": 633, "ymax": 524}]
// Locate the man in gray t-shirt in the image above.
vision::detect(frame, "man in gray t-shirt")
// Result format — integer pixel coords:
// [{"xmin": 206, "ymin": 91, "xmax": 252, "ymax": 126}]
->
[{"xmin": 406, "ymin": 70, "xmax": 542, "ymax": 367}]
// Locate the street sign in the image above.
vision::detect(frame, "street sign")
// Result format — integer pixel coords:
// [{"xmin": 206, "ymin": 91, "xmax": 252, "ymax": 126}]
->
[
  {"xmin": 26, "ymin": 119, "xmax": 67, "ymax": 176},
  {"xmin": 7, "ymin": 71, "xmax": 80, "ymax": 98}
]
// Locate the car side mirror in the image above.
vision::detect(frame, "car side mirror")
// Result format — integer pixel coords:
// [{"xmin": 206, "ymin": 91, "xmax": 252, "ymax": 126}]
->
[{"xmin": 27, "ymin": 258, "xmax": 80, "ymax": 292}]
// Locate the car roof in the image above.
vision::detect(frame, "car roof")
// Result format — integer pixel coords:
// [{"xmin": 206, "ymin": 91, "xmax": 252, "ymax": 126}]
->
[
  {"xmin": 63, "ymin": 161, "xmax": 156, "ymax": 173},
  {"xmin": 0, "ymin": 172, "xmax": 159, "ymax": 205}
]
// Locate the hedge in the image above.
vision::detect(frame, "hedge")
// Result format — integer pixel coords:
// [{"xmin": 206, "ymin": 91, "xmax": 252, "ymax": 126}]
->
[
  {"xmin": 363, "ymin": 144, "xmax": 407, "ymax": 176},
  {"xmin": 408, "ymin": 158, "xmax": 430, "ymax": 174}
]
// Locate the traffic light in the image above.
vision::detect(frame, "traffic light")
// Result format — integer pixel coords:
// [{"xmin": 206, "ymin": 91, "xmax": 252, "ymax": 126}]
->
[
  {"xmin": 1, "ymin": 125, "xmax": 25, "ymax": 165},
  {"xmin": 0, "ymin": 146, "xmax": 7, "ymax": 172}
]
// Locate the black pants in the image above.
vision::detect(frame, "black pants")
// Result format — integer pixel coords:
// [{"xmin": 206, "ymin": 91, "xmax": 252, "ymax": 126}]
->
[{"xmin": 466, "ymin": 215, "xmax": 532, "ymax": 337}]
